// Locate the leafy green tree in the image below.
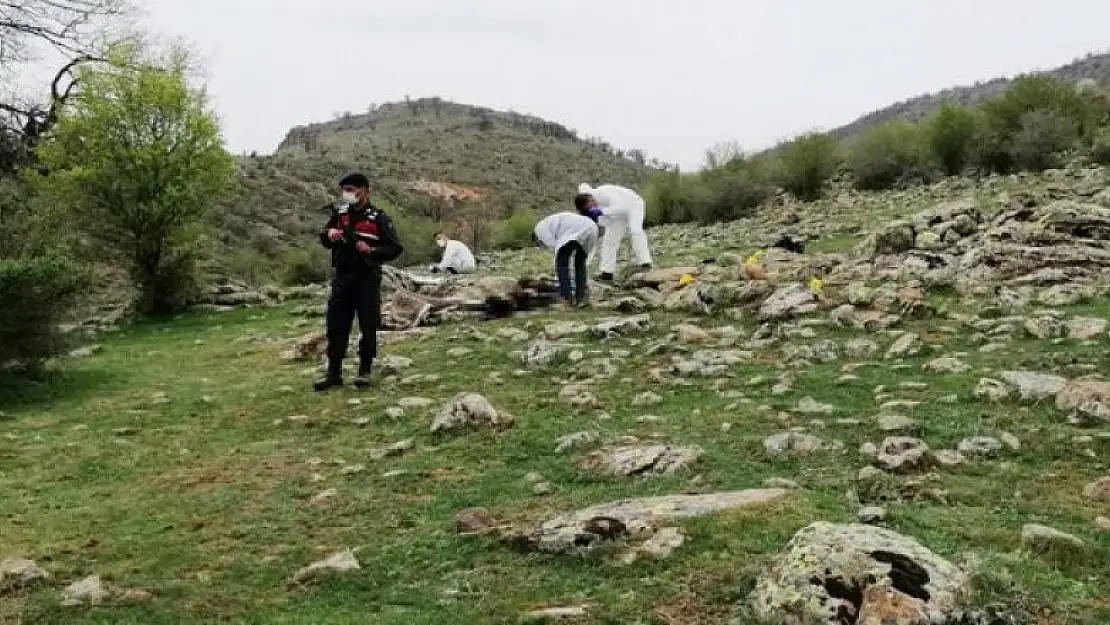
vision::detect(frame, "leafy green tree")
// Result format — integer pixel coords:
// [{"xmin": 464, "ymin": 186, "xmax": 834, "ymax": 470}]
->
[
  {"xmin": 774, "ymin": 132, "xmax": 840, "ymax": 201},
  {"xmin": 925, "ymin": 104, "xmax": 979, "ymax": 176},
  {"xmin": 35, "ymin": 44, "xmax": 236, "ymax": 314}
]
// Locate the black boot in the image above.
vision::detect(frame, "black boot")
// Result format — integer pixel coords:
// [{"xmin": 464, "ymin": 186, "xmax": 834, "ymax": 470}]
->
[
  {"xmin": 314, "ymin": 371, "xmax": 343, "ymax": 392},
  {"xmin": 353, "ymin": 362, "xmax": 373, "ymax": 389},
  {"xmin": 596, "ymin": 272, "xmax": 614, "ymax": 282}
]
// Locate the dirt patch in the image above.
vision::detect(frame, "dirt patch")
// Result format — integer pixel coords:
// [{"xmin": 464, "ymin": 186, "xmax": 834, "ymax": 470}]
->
[{"xmin": 408, "ymin": 180, "xmax": 490, "ymax": 204}]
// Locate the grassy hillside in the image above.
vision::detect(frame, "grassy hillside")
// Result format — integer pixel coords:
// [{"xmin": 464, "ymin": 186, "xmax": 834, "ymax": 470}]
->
[
  {"xmin": 4, "ymin": 164, "xmax": 1110, "ymax": 623},
  {"xmin": 829, "ymin": 51, "xmax": 1110, "ymax": 141}
]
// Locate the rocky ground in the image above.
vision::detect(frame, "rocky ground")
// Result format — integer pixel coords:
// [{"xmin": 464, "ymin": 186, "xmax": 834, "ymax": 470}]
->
[{"xmin": 3, "ymin": 166, "xmax": 1110, "ymax": 624}]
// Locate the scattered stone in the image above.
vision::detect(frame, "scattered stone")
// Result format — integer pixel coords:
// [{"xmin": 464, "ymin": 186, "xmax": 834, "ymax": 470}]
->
[
  {"xmin": 1083, "ymin": 476, "xmax": 1110, "ymax": 503},
  {"xmin": 750, "ymin": 522, "xmax": 970, "ymax": 624},
  {"xmin": 61, "ymin": 574, "xmax": 107, "ymax": 607},
  {"xmin": 559, "ymin": 384, "xmax": 600, "ymax": 408},
  {"xmin": 1066, "ymin": 317, "xmax": 1108, "ymax": 341},
  {"xmin": 521, "ymin": 339, "xmax": 568, "ymax": 367},
  {"xmin": 973, "ymin": 378, "xmax": 1011, "ymax": 402},
  {"xmin": 923, "ymin": 357, "xmax": 969, "ymax": 374},
  {"xmin": 632, "ymin": 391, "xmax": 663, "ymax": 406},
  {"xmin": 759, "ymin": 283, "xmax": 818, "ymax": 320},
  {"xmin": 1020, "ymin": 524, "xmax": 1084, "ymax": 555},
  {"xmin": 844, "ymin": 338, "xmax": 879, "ymax": 359},
  {"xmin": 763, "ymin": 477, "xmax": 800, "ymax": 489},
  {"xmin": 577, "ymin": 444, "xmax": 703, "ymax": 477},
  {"xmin": 521, "ymin": 605, "xmax": 590, "ymax": 621},
  {"xmin": 430, "ymin": 393, "xmax": 512, "ymax": 433},
  {"xmin": 885, "ymin": 333, "xmax": 922, "ymax": 359},
  {"xmin": 370, "ymin": 439, "xmax": 414, "ymax": 460},
  {"xmin": 0, "ymin": 558, "xmax": 51, "ymax": 592},
  {"xmin": 455, "ymin": 508, "xmax": 504, "ymax": 536},
  {"xmin": 377, "ymin": 355, "xmax": 413, "ymax": 375},
  {"xmin": 795, "ymin": 396, "xmax": 836, "ymax": 414},
  {"xmin": 877, "ymin": 414, "xmax": 920, "ymax": 435},
  {"xmin": 858, "ymin": 506, "xmax": 887, "ymax": 524},
  {"xmin": 956, "ymin": 437, "xmax": 1003, "ymax": 458},
  {"xmin": 764, "ymin": 432, "xmax": 842, "ymax": 456},
  {"xmin": 933, "ymin": 450, "xmax": 967, "ymax": 467},
  {"xmin": 1095, "ymin": 517, "xmax": 1110, "ymax": 532},
  {"xmin": 308, "ymin": 488, "xmax": 338, "ymax": 507},
  {"xmin": 1000, "ymin": 371, "xmax": 1067, "ymax": 401},
  {"xmin": 555, "ymin": 431, "xmax": 600, "ymax": 454},
  {"xmin": 874, "ymin": 437, "xmax": 932, "ymax": 472},
  {"xmin": 1056, "ymin": 378, "xmax": 1110, "ymax": 424},
  {"xmin": 505, "ymin": 489, "xmax": 786, "ymax": 556},
  {"xmin": 291, "ymin": 549, "xmax": 360, "ymax": 584}
]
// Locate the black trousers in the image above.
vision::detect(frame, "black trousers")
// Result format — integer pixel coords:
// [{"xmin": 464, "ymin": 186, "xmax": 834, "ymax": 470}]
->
[
  {"xmin": 555, "ymin": 241, "xmax": 588, "ymax": 303},
  {"xmin": 325, "ymin": 272, "xmax": 380, "ymax": 375}
]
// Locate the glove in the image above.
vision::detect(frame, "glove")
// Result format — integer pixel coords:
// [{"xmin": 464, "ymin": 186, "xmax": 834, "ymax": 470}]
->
[
  {"xmin": 327, "ymin": 228, "xmax": 345, "ymax": 242},
  {"xmin": 355, "ymin": 240, "xmax": 372, "ymax": 255}
]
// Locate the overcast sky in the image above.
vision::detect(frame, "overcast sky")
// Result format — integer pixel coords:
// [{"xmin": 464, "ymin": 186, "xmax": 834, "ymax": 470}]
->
[{"xmin": 138, "ymin": 0, "xmax": 1110, "ymax": 170}]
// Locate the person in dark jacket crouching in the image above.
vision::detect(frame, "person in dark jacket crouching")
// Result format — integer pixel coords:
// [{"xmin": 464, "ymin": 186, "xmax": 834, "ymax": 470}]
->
[{"xmin": 315, "ymin": 171, "xmax": 404, "ymax": 391}]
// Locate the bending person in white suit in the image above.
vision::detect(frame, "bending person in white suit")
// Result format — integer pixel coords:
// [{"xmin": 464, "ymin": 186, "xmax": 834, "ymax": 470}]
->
[{"xmin": 576, "ymin": 182, "xmax": 653, "ymax": 281}]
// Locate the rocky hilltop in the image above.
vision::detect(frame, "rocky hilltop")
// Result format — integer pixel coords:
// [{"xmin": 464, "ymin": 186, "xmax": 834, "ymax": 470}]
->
[{"xmin": 830, "ymin": 51, "xmax": 1110, "ymax": 140}]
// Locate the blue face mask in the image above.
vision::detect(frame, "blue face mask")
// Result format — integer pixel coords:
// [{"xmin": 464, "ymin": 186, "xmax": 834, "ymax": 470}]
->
[{"xmin": 585, "ymin": 207, "xmax": 603, "ymax": 222}]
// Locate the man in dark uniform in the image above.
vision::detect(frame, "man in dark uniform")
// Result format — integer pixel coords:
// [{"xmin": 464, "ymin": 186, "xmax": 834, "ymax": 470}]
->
[{"xmin": 315, "ymin": 171, "xmax": 404, "ymax": 391}]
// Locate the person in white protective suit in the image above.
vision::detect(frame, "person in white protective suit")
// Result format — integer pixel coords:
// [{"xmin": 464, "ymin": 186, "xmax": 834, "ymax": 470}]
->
[
  {"xmin": 576, "ymin": 182, "xmax": 653, "ymax": 281},
  {"xmin": 429, "ymin": 232, "xmax": 476, "ymax": 274},
  {"xmin": 532, "ymin": 211, "xmax": 599, "ymax": 308}
]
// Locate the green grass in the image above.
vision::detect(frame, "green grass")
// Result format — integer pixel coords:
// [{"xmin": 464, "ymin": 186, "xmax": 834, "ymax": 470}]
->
[{"xmin": 2, "ymin": 287, "xmax": 1110, "ymax": 624}]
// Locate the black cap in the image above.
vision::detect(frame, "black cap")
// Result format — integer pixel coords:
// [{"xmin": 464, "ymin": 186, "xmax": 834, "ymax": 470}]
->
[{"xmin": 338, "ymin": 171, "xmax": 370, "ymax": 189}]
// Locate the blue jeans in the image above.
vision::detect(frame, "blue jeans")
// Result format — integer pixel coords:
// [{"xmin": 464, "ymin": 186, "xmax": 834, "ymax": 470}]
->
[{"xmin": 555, "ymin": 241, "xmax": 588, "ymax": 304}]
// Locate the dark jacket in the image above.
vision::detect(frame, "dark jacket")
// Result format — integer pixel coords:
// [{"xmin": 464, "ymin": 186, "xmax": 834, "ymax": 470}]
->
[{"xmin": 319, "ymin": 203, "xmax": 404, "ymax": 276}]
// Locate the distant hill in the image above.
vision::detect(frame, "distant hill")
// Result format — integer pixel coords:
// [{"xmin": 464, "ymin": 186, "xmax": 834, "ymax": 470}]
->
[
  {"xmin": 207, "ymin": 98, "xmax": 660, "ymax": 279},
  {"xmin": 828, "ymin": 51, "xmax": 1110, "ymax": 140}
]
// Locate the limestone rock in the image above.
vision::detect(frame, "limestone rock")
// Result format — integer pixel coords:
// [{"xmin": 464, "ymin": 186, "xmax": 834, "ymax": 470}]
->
[
  {"xmin": 577, "ymin": 444, "xmax": 703, "ymax": 477},
  {"xmin": 750, "ymin": 522, "xmax": 970, "ymax": 624},
  {"xmin": 430, "ymin": 393, "xmax": 513, "ymax": 433},
  {"xmin": 292, "ymin": 549, "xmax": 360, "ymax": 584}
]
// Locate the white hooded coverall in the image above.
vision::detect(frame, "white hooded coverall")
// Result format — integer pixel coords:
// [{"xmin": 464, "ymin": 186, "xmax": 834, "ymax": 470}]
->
[
  {"xmin": 435, "ymin": 239, "xmax": 476, "ymax": 273},
  {"xmin": 578, "ymin": 183, "xmax": 652, "ymax": 274},
  {"xmin": 533, "ymin": 212, "xmax": 599, "ymax": 253}
]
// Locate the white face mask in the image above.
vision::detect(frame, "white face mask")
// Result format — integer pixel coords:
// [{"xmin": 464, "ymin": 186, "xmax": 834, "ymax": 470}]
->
[
  {"xmin": 436, "ymin": 238, "xmax": 447, "ymax": 248},
  {"xmin": 340, "ymin": 191, "xmax": 359, "ymax": 205}
]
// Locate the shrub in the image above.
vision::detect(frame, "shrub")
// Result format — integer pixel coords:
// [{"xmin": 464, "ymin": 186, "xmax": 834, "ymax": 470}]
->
[
  {"xmin": 774, "ymin": 132, "xmax": 840, "ymax": 201},
  {"xmin": 643, "ymin": 170, "xmax": 695, "ymax": 225},
  {"xmin": 845, "ymin": 120, "xmax": 934, "ymax": 190},
  {"xmin": 496, "ymin": 208, "xmax": 540, "ymax": 249},
  {"xmin": 0, "ymin": 253, "xmax": 86, "ymax": 372},
  {"xmin": 980, "ymin": 75, "xmax": 1108, "ymax": 142},
  {"xmin": 925, "ymin": 104, "xmax": 979, "ymax": 176},
  {"xmin": 691, "ymin": 166, "xmax": 773, "ymax": 224},
  {"xmin": 389, "ymin": 210, "xmax": 439, "ymax": 267},
  {"xmin": 1090, "ymin": 128, "xmax": 1110, "ymax": 165},
  {"xmin": 282, "ymin": 247, "xmax": 330, "ymax": 286},
  {"xmin": 1007, "ymin": 109, "xmax": 1079, "ymax": 172}
]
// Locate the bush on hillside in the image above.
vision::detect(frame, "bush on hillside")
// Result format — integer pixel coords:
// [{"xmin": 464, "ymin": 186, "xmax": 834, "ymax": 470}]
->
[
  {"xmin": 389, "ymin": 210, "xmax": 439, "ymax": 267},
  {"xmin": 925, "ymin": 104, "xmax": 979, "ymax": 176},
  {"xmin": 1008, "ymin": 109, "xmax": 1079, "ymax": 172},
  {"xmin": 980, "ymin": 74, "xmax": 1109, "ymax": 142},
  {"xmin": 1090, "ymin": 128, "xmax": 1110, "ymax": 165},
  {"xmin": 497, "ymin": 208, "xmax": 540, "ymax": 249},
  {"xmin": 691, "ymin": 165, "xmax": 773, "ymax": 224},
  {"xmin": 845, "ymin": 120, "xmax": 935, "ymax": 190},
  {"xmin": 643, "ymin": 171, "xmax": 695, "ymax": 225},
  {"xmin": 0, "ymin": 253, "xmax": 86, "ymax": 373},
  {"xmin": 283, "ymin": 247, "xmax": 330, "ymax": 285},
  {"xmin": 774, "ymin": 132, "xmax": 840, "ymax": 201}
]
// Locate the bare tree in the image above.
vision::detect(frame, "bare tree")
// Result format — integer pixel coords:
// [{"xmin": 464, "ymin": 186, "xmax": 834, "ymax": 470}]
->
[{"xmin": 0, "ymin": 0, "xmax": 130, "ymax": 166}]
